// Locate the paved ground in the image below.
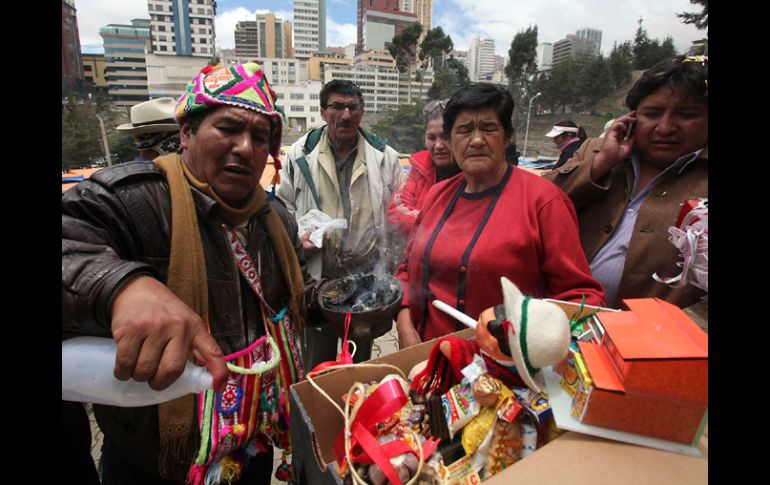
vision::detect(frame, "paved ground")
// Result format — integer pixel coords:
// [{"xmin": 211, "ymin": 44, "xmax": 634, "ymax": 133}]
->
[{"xmin": 87, "ymin": 325, "xmax": 401, "ymax": 483}]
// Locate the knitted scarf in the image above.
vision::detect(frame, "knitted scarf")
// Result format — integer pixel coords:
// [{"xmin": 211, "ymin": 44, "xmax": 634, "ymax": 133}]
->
[
  {"xmin": 152, "ymin": 153, "xmax": 305, "ymax": 480},
  {"xmin": 411, "ymin": 336, "xmax": 525, "ymax": 397}
]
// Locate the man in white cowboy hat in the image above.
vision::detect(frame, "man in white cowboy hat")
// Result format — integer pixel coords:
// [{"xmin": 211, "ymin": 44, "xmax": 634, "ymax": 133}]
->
[{"xmin": 117, "ymin": 97, "xmax": 181, "ymax": 161}]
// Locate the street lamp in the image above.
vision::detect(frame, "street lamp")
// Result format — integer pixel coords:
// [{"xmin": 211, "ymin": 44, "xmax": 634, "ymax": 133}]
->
[
  {"xmin": 95, "ymin": 114, "xmax": 112, "ymax": 166},
  {"xmin": 522, "ymin": 92, "xmax": 542, "ymax": 161}
]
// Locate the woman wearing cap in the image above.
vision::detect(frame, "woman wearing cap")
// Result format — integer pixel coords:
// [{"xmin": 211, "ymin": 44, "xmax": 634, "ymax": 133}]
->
[
  {"xmin": 387, "ymin": 99, "xmax": 460, "ymax": 237},
  {"xmin": 395, "ymin": 84, "xmax": 605, "ymax": 349},
  {"xmin": 545, "ymin": 120, "xmax": 587, "ymax": 169}
]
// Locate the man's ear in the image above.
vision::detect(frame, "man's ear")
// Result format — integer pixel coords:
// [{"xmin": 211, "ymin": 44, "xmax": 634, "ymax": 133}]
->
[{"xmin": 179, "ymin": 122, "xmax": 192, "ymax": 150}]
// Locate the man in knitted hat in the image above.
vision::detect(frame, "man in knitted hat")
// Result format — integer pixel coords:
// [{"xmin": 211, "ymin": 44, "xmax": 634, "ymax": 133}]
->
[
  {"xmin": 277, "ymin": 80, "xmax": 405, "ymax": 369},
  {"xmin": 116, "ymin": 97, "xmax": 181, "ymax": 161},
  {"xmin": 63, "ymin": 62, "xmax": 314, "ymax": 485}
]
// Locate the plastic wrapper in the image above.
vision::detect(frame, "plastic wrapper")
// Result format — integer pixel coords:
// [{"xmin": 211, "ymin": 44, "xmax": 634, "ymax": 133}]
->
[
  {"xmin": 653, "ymin": 197, "xmax": 708, "ymax": 292},
  {"xmin": 296, "ymin": 209, "xmax": 348, "ymax": 248},
  {"xmin": 461, "ymin": 379, "xmax": 512, "ymax": 455},
  {"xmin": 441, "ymin": 382, "xmax": 480, "ymax": 440},
  {"xmin": 473, "ymin": 374, "xmax": 502, "ymax": 408}
]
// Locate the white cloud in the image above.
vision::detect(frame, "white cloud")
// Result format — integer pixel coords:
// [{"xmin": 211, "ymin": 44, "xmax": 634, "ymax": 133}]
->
[
  {"xmin": 440, "ymin": 0, "xmax": 704, "ymax": 57},
  {"xmin": 74, "ymin": 0, "xmax": 148, "ymax": 47},
  {"xmin": 326, "ymin": 17, "xmax": 356, "ymax": 48}
]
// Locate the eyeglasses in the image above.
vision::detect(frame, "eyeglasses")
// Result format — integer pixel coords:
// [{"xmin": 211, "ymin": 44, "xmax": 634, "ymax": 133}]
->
[
  {"xmin": 423, "ymin": 99, "xmax": 448, "ymax": 116},
  {"xmin": 325, "ymin": 102, "xmax": 362, "ymax": 112}
]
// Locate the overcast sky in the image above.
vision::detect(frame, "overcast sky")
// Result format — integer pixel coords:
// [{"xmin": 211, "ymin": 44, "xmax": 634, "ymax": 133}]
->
[{"xmin": 75, "ymin": 0, "xmax": 705, "ymax": 57}]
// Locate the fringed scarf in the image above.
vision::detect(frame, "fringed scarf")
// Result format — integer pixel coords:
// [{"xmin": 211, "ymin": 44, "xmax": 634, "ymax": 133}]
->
[
  {"xmin": 152, "ymin": 153, "xmax": 305, "ymax": 480},
  {"xmin": 411, "ymin": 336, "xmax": 525, "ymax": 397}
]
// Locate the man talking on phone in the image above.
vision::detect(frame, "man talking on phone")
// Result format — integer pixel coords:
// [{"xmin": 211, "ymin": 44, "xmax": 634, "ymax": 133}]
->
[{"xmin": 544, "ymin": 56, "xmax": 707, "ymax": 309}]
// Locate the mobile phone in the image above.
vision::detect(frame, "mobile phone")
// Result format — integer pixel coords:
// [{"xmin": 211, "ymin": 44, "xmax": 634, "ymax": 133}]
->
[{"xmin": 623, "ymin": 121, "xmax": 636, "ymax": 141}]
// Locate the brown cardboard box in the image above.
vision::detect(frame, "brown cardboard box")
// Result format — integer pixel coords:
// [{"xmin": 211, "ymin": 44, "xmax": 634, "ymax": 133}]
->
[{"xmin": 289, "ymin": 303, "xmax": 708, "ymax": 484}]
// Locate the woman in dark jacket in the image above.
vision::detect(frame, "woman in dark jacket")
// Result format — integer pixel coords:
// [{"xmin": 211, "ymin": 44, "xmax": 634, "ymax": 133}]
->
[{"xmin": 545, "ymin": 120, "xmax": 587, "ymax": 169}]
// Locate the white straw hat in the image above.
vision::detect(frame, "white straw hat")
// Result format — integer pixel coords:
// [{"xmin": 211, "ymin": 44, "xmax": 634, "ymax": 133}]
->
[{"xmin": 117, "ymin": 98, "xmax": 179, "ymax": 134}]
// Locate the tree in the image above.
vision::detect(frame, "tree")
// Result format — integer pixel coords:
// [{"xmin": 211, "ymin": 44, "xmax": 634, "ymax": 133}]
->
[
  {"xmin": 504, "ymin": 26, "xmax": 539, "ymax": 134},
  {"xmin": 370, "ymin": 102, "xmax": 425, "ymax": 154},
  {"xmin": 388, "ymin": 22, "xmax": 423, "ymax": 103},
  {"xmin": 419, "ymin": 27, "xmax": 453, "ymax": 71},
  {"xmin": 608, "ymin": 41, "xmax": 633, "ymax": 89},
  {"xmin": 579, "ymin": 56, "xmax": 613, "ymax": 107},
  {"xmin": 678, "ymin": 0, "xmax": 708, "ymax": 31}
]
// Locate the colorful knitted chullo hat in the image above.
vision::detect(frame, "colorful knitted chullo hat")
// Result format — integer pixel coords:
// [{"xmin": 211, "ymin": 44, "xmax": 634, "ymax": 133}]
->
[{"xmin": 175, "ymin": 62, "xmax": 285, "ymax": 169}]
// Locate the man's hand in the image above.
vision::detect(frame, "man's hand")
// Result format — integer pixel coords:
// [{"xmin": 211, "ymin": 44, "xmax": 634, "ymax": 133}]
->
[
  {"xmin": 396, "ymin": 308, "xmax": 421, "ymax": 349},
  {"xmin": 300, "ymin": 230, "xmax": 320, "ymax": 256},
  {"xmin": 110, "ymin": 275, "xmax": 228, "ymax": 392},
  {"xmin": 592, "ymin": 111, "xmax": 636, "ymax": 182}
]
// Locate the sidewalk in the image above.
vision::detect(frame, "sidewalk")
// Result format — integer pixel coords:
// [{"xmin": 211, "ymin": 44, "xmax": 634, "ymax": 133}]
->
[{"xmin": 88, "ymin": 326, "xmax": 401, "ymax": 483}]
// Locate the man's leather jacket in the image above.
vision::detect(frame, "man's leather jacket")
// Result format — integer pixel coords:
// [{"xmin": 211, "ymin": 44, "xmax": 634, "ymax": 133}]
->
[{"xmin": 62, "ymin": 160, "xmax": 315, "ymax": 474}]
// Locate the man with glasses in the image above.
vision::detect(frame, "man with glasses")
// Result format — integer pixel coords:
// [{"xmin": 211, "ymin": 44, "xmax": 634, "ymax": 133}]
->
[{"xmin": 277, "ymin": 80, "xmax": 405, "ymax": 368}]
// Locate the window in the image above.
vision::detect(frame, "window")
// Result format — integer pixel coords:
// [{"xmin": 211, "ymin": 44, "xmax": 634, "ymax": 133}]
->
[
  {"xmin": 290, "ymin": 93, "xmax": 304, "ymax": 100},
  {"xmin": 291, "ymin": 105, "xmax": 304, "ymax": 112},
  {"xmin": 159, "ymin": 45, "xmax": 167, "ymax": 51}
]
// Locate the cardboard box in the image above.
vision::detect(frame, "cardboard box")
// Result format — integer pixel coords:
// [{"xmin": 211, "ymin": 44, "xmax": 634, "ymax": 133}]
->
[
  {"xmin": 574, "ymin": 298, "xmax": 708, "ymax": 444},
  {"xmin": 290, "ymin": 300, "xmax": 708, "ymax": 484}
]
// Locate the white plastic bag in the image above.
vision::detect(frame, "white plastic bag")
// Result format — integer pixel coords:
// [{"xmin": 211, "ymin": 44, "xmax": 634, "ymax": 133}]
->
[{"xmin": 296, "ymin": 209, "xmax": 348, "ymax": 248}]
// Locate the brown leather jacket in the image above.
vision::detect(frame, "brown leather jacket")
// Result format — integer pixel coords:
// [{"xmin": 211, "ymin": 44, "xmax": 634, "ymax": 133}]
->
[
  {"xmin": 62, "ymin": 160, "xmax": 318, "ymax": 475},
  {"xmin": 543, "ymin": 138, "xmax": 707, "ymax": 309}
]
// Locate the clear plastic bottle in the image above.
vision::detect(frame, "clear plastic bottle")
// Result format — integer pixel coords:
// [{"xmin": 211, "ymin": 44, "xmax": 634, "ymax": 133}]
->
[{"xmin": 62, "ymin": 336, "xmax": 213, "ymax": 407}]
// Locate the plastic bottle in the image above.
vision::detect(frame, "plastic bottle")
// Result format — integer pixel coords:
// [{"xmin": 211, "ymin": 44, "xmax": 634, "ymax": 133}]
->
[{"xmin": 62, "ymin": 336, "xmax": 213, "ymax": 407}]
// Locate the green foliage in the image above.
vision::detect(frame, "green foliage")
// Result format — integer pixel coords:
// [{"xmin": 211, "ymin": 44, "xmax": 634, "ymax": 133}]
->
[
  {"xmin": 370, "ymin": 103, "xmax": 425, "ymax": 154},
  {"xmin": 505, "ymin": 26, "xmax": 539, "ymax": 133},
  {"xmin": 633, "ymin": 24, "xmax": 680, "ymax": 70},
  {"xmin": 608, "ymin": 41, "xmax": 633, "ymax": 89},
  {"xmin": 61, "ymin": 97, "xmax": 137, "ymax": 170},
  {"xmin": 387, "ymin": 22, "xmax": 423, "ymax": 73},
  {"xmin": 419, "ymin": 27, "xmax": 454, "ymax": 71},
  {"xmin": 677, "ymin": 0, "xmax": 708, "ymax": 30}
]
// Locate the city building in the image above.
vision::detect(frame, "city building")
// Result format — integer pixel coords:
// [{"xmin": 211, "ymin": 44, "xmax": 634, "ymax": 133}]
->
[
  {"xmin": 575, "ymin": 28, "xmax": 602, "ymax": 56},
  {"xmin": 99, "ymin": 19, "xmax": 152, "ymax": 107},
  {"xmin": 62, "ymin": 0, "xmax": 84, "ymax": 95},
  {"xmin": 82, "ymin": 53, "xmax": 109, "ymax": 93},
  {"xmin": 354, "ymin": 49, "xmax": 396, "ymax": 68},
  {"xmin": 234, "ymin": 21, "xmax": 259, "ymax": 59},
  {"xmin": 363, "ymin": 8, "xmax": 418, "ymax": 52},
  {"xmin": 552, "ymin": 34, "xmax": 599, "ymax": 67},
  {"xmin": 399, "ymin": 0, "xmax": 432, "ymax": 31},
  {"xmin": 147, "ymin": 0, "xmax": 217, "ymax": 57},
  {"xmin": 536, "ymin": 42, "xmax": 553, "ymax": 71},
  {"xmin": 323, "ymin": 64, "xmax": 401, "ymax": 112},
  {"xmin": 307, "ymin": 51, "xmax": 352, "ymax": 82},
  {"xmin": 145, "ymin": 53, "xmax": 209, "ymax": 99},
  {"xmin": 398, "ymin": 67, "xmax": 434, "ymax": 105},
  {"xmin": 272, "ymin": 81, "xmax": 325, "ymax": 132},
  {"xmin": 467, "ymin": 38, "xmax": 496, "ymax": 82},
  {"xmin": 219, "ymin": 49, "xmax": 305, "ymax": 85},
  {"xmin": 294, "ymin": 0, "xmax": 326, "ymax": 60}
]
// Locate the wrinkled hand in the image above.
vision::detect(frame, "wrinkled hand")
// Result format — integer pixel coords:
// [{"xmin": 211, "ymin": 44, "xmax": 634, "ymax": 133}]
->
[
  {"xmin": 110, "ymin": 275, "xmax": 228, "ymax": 392},
  {"xmin": 396, "ymin": 308, "xmax": 421, "ymax": 349},
  {"xmin": 592, "ymin": 111, "xmax": 636, "ymax": 181}
]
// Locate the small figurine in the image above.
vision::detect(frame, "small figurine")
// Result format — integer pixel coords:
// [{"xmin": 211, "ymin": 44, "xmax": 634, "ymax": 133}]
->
[{"xmin": 412, "ymin": 277, "xmax": 571, "ymax": 395}]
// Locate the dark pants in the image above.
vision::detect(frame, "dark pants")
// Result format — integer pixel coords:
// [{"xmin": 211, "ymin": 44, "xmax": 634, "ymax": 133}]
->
[
  {"xmin": 100, "ymin": 437, "xmax": 274, "ymax": 485},
  {"xmin": 62, "ymin": 401, "xmax": 101, "ymax": 485}
]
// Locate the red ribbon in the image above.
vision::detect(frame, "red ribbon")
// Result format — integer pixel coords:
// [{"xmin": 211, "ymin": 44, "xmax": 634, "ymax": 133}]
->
[{"xmin": 309, "ymin": 313, "xmax": 354, "ymax": 375}]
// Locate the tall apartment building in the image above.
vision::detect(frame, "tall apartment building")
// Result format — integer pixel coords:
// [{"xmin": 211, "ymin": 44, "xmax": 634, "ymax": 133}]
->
[
  {"xmin": 236, "ymin": 14, "xmax": 293, "ymax": 59},
  {"xmin": 467, "ymin": 38, "xmax": 496, "ymax": 82},
  {"xmin": 272, "ymin": 81, "xmax": 325, "ymax": 132},
  {"xmin": 234, "ymin": 21, "xmax": 259, "ymax": 59},
  {"xmin": 536, "ymin": 42, "xmax": 553, "ymax": 71},
  {"xmin": 308, "ymin": 51, "xmax": 352, "ymax": 81},
  {"xmin": 399, "ymin": 0, "xmax": 432, "ymax": 31},
  {"xmin": 147, "ymin": 0, "xmax": 216, "ymax": 57},
  {"xmin": 357, "ymin": 0, "xmax": 405, "ymax": 54},
  {"xmin": 100, "ymin": 19, "xmax": 152, "ymax": 107},
  {"xmin": 294, "ymin": 0, "xmax": 326, "ymax": 60},
  {"xmin": 145, "ymin": 53, "xmax": 209, "ymax": 99},
  {"xmin": 62, "ymin": 0, "xmax": 84, "ymax": 95},
  {"xmin": 361, "ymin": 7, "xmax": 418, "ymax": 52},
  {"xmin": 576, "ymin": 28, "xmax": 602, "ymax": 56},
  {"xmin": 552, "ymin": 34, "xmax": 599, "ymax": 67}
]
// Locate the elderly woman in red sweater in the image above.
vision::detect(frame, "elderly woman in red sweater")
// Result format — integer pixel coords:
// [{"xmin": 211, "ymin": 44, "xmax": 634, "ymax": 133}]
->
[
  {"xmin": 396, "ymin": 84, "xmax": 605, "ymax": 348},
  {"xmin": 387, "ymin": 98, "xmax": 461, "ymax": 237}
]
